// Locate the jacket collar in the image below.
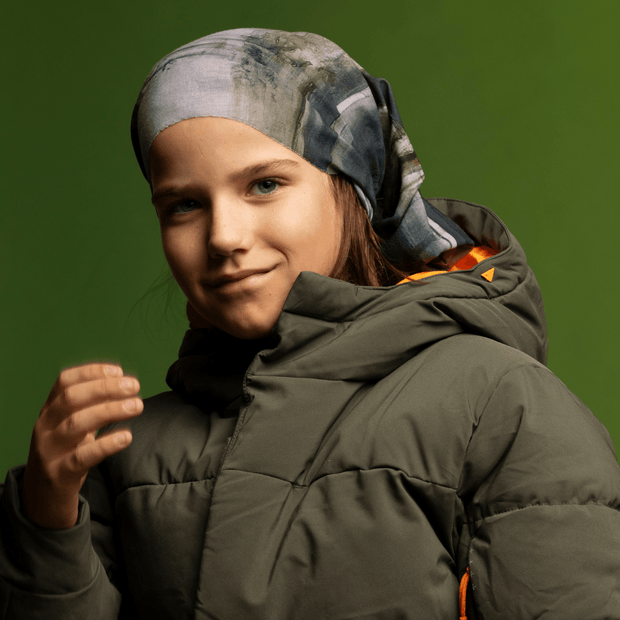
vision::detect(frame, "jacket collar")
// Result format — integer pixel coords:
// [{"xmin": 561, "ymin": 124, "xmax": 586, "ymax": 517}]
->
[{"xmin": 166, "ymin": 199, "xmax": 547, "ymax": 408}]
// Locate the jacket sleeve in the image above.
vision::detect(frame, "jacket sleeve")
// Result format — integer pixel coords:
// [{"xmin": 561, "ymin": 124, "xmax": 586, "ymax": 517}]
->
[
  {"xmin": 460, "ymin": 362, "xmax": 620, "ymax": 619},
  {"xmin": 0, "ymin": 464, "xmax": 122, "ymax": 619}
]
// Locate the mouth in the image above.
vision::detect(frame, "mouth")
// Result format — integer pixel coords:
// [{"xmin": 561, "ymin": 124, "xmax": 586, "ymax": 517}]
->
[{"xmin": 209, "ymin": 268, "xmax": 274, "ymax": 289}]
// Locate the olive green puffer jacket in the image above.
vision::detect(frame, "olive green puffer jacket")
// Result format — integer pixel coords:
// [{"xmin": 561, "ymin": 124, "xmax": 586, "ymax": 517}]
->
[{"xmin": 2, "ymin": 199, "xmax": 620, "ymax": 619}]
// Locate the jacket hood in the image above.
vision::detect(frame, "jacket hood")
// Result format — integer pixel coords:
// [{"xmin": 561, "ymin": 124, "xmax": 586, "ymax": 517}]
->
[{"xmin": 167, "ymin": 198, "xmax": 547, "ymax": 408}]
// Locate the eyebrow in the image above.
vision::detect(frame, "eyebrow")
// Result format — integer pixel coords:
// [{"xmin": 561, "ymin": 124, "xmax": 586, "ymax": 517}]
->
[{"xmin": 151, "ymin": 158, "xmax": 301, "ymax": 204}]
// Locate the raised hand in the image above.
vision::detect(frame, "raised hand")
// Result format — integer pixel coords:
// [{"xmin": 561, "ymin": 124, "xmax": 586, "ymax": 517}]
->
[{"xmin": 22, "ymin": 363, "xmax": 143, "ymax": 529}]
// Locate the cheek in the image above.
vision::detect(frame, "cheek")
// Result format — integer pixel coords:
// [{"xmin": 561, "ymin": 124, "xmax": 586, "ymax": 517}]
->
[
  {"xmin": 273, "ymin": 190, "xmax": 342, "ymax": 272},
  {"xmin": 305, "ymin": 202, "xmax": 342, "ymax": 271},
  {"xmin": 161, "ymin": 231, "xmax": 200, "ymax": 285}
]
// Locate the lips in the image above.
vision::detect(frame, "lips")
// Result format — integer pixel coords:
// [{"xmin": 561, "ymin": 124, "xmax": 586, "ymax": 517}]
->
[{"xmin": 209, "ymin": 268, "xmax": 273, "ymax": 288}]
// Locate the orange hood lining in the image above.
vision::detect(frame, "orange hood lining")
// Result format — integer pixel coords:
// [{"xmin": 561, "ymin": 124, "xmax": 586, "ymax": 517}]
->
[{"xmin": 397, "ymin": 246, "xmax": 498, "ymax": 284}]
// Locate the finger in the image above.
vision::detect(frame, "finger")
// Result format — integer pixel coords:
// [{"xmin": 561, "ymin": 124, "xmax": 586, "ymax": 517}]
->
[
  {"xmin": 45, "ymin": 363, "xmax": 123, "ymax": 409},
  {"xmin": 69, "ymin": 429, "xmax": 133, "ymax": 473},
  {"xmin": 48, "ymin": 375, "xmax": 141, "ymax": 426},
  {"xmin": 60, "ymin": 396, "xmax": 144, "ymax": 439}
]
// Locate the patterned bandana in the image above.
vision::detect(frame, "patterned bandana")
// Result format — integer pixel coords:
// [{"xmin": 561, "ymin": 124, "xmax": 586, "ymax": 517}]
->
[{"xmin": 131, "ymin": 28, "xmax": 471, "ymax": 262}]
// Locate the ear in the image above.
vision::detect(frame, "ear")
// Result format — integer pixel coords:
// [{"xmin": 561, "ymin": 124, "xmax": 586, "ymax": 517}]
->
[{"xmin": 186, "ymin": 301, "xmax": 213, "ymax": 329}]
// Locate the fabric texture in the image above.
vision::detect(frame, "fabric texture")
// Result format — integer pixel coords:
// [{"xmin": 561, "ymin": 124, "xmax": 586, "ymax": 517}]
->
[
  {"xmin": 2, "ymin": 198, "xmax": 619, "ymax": 619},
  {"xmin": 130, "ymin": 28, "xmax": 472, "ymax": 263}
]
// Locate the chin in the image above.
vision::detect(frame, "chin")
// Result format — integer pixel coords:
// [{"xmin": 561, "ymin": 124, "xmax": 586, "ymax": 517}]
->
[
  {"xmin": 197, "ymin": 296, "xmax": 285, "ymax": 340},
  {"xmin": 215, "ymin": 315, "xmax": 278, "ymax": 340}
]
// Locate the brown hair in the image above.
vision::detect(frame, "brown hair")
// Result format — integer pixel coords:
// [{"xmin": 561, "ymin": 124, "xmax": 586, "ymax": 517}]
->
[{"xmin": 328, "ymin": 175, "xmax": 413, "ymax": 287}]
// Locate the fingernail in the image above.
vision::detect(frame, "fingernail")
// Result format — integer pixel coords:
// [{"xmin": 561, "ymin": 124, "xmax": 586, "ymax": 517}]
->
[
  {"xmin": 121, "ymin": 377, "xmax": 135, "ymax": 390},
  {"xmin": 105, "ymin": 365, "xmax": 121, "ymax": 376},
  {"xmin": 116, "ymin": 432, "xmax": 131, "ymax": 446}
]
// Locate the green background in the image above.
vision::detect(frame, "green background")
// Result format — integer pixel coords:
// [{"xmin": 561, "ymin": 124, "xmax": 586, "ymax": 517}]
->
[{"xmin": 2, "ymin": 0, "xmax": 619, "ymax": 479}]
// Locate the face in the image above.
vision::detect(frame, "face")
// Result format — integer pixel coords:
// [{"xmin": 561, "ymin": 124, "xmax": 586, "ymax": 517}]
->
[{"xmin": 149, "ymin": 117, "xmax": 342, "ymax": 339}]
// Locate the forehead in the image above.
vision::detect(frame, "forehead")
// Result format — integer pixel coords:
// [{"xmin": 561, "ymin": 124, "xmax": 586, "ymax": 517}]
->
[
  {"xmin": 148, "ymin": 117, "xmax": 331, "ymax": 194},
  {"xmin": 153, "ymin": 116, "xmax": 289, "ymax": 149},
  {"xmin": 149, "ymin": 118, "xmax": 309, "ymax": 172}
]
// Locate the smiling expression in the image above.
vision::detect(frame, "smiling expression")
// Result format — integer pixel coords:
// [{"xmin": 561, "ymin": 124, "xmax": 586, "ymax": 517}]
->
[{"xmin": 149, "ymin": 117, "xmax": 343, "ymax": 339}]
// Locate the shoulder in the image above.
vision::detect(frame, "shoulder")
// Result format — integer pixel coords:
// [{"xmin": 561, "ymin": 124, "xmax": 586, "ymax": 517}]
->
[
  {"xmin": 309, "ymin": 334, "xmax": 550, "ymax": 489},
  {"xmin": 445, "ymin": 337, "xmax": 620, "ymax": 515},
  {"xmin": 418, "ymin": 333, "xmax": 617, "ymax": 466},
  {"xmin": 387, "ymin": 333, "xmax": 548, "ymax": 426},
  {"xmin": 404, "ymin": 332, "xmax": 598, "ymax": 427},
  {"xmin": 389, "ymin": 333, "xmax": 620, "ymax": 527},
  {"xmin": 414, "ymin": 332, "xmax": 543, "ymax": 375},
  {"xmin": 356, "ymin": 334, "xmax": 618, "ymax": 489}
]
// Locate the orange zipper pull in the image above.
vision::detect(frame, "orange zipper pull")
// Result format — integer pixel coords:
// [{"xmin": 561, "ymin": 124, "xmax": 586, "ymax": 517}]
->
[{"xmin": 459, "ymin": 567, "xmax": 470, "ymax": 620}]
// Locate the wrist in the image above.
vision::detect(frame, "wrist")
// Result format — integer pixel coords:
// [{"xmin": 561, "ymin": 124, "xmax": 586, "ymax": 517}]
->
[{"xmin": 22, "ymin": 468, "xmax": 79, "ymax": 530}]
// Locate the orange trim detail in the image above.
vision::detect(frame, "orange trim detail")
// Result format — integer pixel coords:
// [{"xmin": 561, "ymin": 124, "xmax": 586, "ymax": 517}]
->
[
  {"xmin": 450, "ymin": 246, "xmax": 497, "ymax": 271},
  {"xmin": 459, "ymin": 567, "xmax": 470, "ymax": 620},
  {"xmin": 398, "ymin": 271, "xmax": 446, "ymax": 283},
  {"xmin": 397, "ymin": 246, "xmax": 499, "ymax": 285},
  {"xmin": 481, "ymin": 267, "xmax": 495, "ymax": 282}
]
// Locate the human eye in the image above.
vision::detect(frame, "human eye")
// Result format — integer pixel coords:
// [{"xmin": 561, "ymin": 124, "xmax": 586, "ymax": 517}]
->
[
  {"xmin": 170, "ymin": 199, "xmax": 200, "ymax": 214},
  {"xmin": 250, "ymin": 179, "xmax": 281, "ymax": 197}
]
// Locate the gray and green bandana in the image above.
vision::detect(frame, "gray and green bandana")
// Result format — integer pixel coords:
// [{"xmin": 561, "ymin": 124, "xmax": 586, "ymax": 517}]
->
[{"xmin": 131, "ymin": 28, "xmax": 471, "ymax": 262}]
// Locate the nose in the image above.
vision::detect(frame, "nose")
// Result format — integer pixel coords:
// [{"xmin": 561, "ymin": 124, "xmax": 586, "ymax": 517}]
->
[{"xmin": 207, "ymin": 199, "xmax": 253, "ymax": 259}]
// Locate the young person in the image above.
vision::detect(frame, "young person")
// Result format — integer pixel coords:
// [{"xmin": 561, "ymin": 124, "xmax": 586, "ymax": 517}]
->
[{"xmin": 1, "ymin": 28, "xmax": 619, "ymax": 619}]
